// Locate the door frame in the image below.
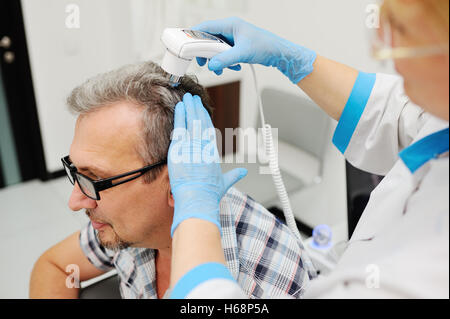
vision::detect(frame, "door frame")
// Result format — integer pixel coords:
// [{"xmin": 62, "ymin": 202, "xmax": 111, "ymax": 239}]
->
[
  {"xmin": 0, "ymin": 0, "xmax": 47, "ymax": 186},
  {"xmin": 0, "ymin": 155, "xmax": 4, "ymax": 188}
]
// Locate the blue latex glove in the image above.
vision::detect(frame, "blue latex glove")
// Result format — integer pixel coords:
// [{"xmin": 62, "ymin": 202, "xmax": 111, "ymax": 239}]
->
[
  {"xmin": 168, "ymin": 93, "xmax": 248, "ymax": 236},
  {"xmin": 192, "ymin": 17, "xmax": 317, "ymax": 84}
]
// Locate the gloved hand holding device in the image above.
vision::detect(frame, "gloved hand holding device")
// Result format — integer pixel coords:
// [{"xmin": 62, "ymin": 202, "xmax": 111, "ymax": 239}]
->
[
  {"xmin": 192, "ymin": 17, "xmax": 317, "ymax": 84},
  {"xmin": 168, "ymin": 93, "xmax": 248, "ymax": 236}
]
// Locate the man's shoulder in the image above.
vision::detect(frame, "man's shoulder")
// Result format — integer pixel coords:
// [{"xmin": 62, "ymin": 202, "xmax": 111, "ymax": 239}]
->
[
  {"xmin": 220, "ymin": 187, "xmax": 294, "ymax": 240},
  {"xmin": 221, "ymin": 187, "xmax": 272, "ymax": 221},
  {"xmin": 220, "ymin": 188, "xmax": 312, "ymax": 298}
]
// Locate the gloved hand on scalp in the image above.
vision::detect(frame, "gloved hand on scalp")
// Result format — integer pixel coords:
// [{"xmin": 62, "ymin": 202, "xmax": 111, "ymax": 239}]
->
[
  {"xmin": 168, "ymin": 93, "xmax": 248, "ymax": 236},
  {"xmin": 192, "ymin": 17, "xmax": 317, "ymax": 84}
]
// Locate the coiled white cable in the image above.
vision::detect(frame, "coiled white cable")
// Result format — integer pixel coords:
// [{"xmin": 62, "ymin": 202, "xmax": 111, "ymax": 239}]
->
[{"xmin": 249, "ymin": 65, "xmax": 305, "ymax": 243}]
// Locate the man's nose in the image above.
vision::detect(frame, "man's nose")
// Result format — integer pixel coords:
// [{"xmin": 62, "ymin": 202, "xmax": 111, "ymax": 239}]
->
[{"xmin": 68, "ymin": 182, "xmax": 97, "ymax": 211}]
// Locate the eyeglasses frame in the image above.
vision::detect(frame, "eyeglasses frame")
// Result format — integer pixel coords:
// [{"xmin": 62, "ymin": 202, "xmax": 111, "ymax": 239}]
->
[{"xmin": 61, "ymin": 155, "xmax": 167, "ymax": 200}]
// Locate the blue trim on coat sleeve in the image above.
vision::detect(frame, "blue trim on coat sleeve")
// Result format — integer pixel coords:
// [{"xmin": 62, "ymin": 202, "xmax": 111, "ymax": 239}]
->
[
  {"xmin": 170, "ymin": 262, "xmax": 235, "ymax": 299},
  {"xmin": 332, "ymin": 72, "xmax": 377, "ymax": 154},
  {"xmin": 399, "ymin": 127, "xmax": 449, "ymax": 173}
]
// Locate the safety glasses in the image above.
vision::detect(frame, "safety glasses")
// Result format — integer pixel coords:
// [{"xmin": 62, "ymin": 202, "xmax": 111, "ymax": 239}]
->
[
  {"xmin": 370, "ymin": 14, "xmax": 449, "ymax": 60},
  {"xmin": 61, "ymin": 155, "xmax": 167, "ymax": 200}
]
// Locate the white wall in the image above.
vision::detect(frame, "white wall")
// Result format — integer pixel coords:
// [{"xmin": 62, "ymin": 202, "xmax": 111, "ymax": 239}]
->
[{"xmin": 21, "ymin": 0, "xmax": 135, "ymax": 172}]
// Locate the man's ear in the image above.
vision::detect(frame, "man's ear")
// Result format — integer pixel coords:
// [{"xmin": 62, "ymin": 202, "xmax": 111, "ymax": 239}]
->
[
  {"xmin": 168, "ymin": 187, "xmax": 175, "ymax": 208},
  {"xmin": 163, "ymin": 167, "xmax": 175, "ymax": 207}
]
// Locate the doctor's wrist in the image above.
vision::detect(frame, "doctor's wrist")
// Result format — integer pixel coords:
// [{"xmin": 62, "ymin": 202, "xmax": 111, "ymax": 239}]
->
[
  {"xmin": 273, "ymin": 38, "xmax": 317, "ymax": 85},
  {"xmin": 171, "ymin": 205, "xmax": 221, "ymax": 237}
]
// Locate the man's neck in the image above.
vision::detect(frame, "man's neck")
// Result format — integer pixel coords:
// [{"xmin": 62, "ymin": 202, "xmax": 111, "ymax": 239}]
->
[{"xmin": 155, "ymin": 246, "xmax": 172, "ymax": 298}]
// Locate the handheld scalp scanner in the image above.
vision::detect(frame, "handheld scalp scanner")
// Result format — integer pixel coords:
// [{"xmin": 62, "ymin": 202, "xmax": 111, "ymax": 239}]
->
[
  {"xmin": 160, "ymin": 28, "xmax": 308, "ymax": 246},
  {"xmin": 161, "ymin": 28, "xmax": 232, "ymax": 84}
]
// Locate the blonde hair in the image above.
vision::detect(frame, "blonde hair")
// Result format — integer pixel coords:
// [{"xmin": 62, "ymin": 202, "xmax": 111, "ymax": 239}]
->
[{"xmin": 382, "ymin": 0, "xmax": 449, "ymax": 40}]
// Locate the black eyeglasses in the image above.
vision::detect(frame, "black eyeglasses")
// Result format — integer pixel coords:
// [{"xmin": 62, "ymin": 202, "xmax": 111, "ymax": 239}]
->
[{"xmin": 61, "ymin": 155, "xmax": 167, "ymax": 200}]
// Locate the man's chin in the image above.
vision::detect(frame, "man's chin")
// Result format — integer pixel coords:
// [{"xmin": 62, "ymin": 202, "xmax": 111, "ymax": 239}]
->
[{"xmin": 96, "ymin": 227, "xmax": 131, "ymax": 251}]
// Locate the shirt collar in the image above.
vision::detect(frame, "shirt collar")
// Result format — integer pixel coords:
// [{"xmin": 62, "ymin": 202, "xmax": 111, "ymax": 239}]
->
[{"xmin": 399, "ymin": 127, "xmax": 449, "ymax": 173}]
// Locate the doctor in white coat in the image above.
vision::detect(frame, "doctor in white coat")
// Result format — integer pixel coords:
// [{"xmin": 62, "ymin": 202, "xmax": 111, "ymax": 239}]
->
[{"xmin": 167, "ymin": 0, "xmax": 449, "ymax": 298}]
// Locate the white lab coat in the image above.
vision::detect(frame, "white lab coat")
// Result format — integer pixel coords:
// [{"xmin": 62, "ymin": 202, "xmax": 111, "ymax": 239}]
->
[{"xmin": 179, "ymin": 72, "xmax": 449, "ymax": 299}]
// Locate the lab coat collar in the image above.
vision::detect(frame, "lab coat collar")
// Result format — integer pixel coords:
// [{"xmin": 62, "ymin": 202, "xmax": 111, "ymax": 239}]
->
[{"xmin": 399, "ymin": 127, "xmax": 449, "ymax": 173}]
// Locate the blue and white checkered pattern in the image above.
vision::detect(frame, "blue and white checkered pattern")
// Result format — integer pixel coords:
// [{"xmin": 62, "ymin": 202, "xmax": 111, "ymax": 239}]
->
[{"xmin": 80, "ymin": 187, "xmax": 316, "ymax": 298}]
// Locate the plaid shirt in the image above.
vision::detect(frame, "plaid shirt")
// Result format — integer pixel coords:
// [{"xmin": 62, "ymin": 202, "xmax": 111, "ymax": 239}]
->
[{"xmin": 79, "ymin": 187, "xmax": 316, "ymax": 299}]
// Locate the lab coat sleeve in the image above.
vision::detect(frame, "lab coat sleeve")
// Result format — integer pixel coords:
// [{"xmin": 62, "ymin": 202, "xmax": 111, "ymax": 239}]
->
[
  {"xmin": 170, "ymin": 262, "xmax": 246, "ymax": 299},
  {"xmin": 332, "ymin": 72, "xmax": 429, "ymax": 176},
  {"xmin": 186, "ymin": 279, "xmax": 247, "ymax": 299}
]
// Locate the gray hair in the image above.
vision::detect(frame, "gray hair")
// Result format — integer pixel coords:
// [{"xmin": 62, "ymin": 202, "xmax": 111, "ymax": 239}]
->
[{"xmin": 67, "ymin": 61, "xmax": 212, "ymax": 182}]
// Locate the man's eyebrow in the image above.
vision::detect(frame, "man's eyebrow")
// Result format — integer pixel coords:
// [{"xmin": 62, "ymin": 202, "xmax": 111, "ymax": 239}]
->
[
  {"xmin": 69, "ymin": 157, "xmax": 109, "ymax": 177},
  {"xmin": 78, "ymin": 166, "xmax": 109, "ymax": 177},
  {"xmin": 69, "ymin": 155, "xmax": 111, "ymax": 178}
]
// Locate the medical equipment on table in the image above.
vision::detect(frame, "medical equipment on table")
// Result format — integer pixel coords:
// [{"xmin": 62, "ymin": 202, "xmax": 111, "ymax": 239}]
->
[{"xmin": 160, "ymin": 28, "xmax": 306, "ymax": 244}]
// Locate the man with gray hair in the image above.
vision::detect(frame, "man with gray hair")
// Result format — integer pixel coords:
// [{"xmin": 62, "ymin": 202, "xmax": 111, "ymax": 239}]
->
[{"xmin": 29, "ymin": 61, "xmax": 316, "ymax": 299}]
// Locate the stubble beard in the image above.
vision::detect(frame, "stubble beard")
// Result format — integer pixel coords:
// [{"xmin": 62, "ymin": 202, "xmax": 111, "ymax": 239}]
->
[{"xmin": 85, "ymin": 209, "xmax": 132, "ymax": 251}]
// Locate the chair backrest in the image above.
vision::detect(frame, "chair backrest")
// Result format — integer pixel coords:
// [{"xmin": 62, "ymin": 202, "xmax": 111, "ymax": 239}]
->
[{"xmin": 258, "ymin": 88, "xmax": 330, "ymax": 162}]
